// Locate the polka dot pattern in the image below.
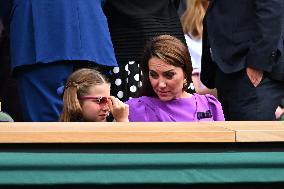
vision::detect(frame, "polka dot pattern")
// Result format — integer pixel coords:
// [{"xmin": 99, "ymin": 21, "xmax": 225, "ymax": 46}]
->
[
  {"xmin": 134, "ymin": 74, "xmax": 139, "ymax": 81},
  {"xmin": 113, "ymin": 67, "xmax": 119, "ymax": 74},
  {"xmin": 130, "ymin": 85, "xmax": 137, "ymax": 93},
  {"xmin": 110, "ymin": 61, "xmax": 143, "ymax": 102},
  {"xmin": 117, "ymin": 91, "xmax": 124, "ymax": 98},
  {"xmin": 115, "ymin": 79, "xmax": 122, "ymax": 86}
]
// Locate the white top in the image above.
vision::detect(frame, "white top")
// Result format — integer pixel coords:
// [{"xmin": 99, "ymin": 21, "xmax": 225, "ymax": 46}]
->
[{"xmin": 185, "ymin": 34, "xmax": 202, "ymax": 74}]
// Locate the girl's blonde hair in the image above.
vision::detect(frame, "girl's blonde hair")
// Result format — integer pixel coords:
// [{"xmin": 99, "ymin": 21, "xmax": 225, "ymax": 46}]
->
[
  {"xmin": 59, "ymin": 68, "xmax": 108, "ymax": 122},
  {"xmin": 181, "ymin": 0, "xmax": 208, "ymax": 40}
]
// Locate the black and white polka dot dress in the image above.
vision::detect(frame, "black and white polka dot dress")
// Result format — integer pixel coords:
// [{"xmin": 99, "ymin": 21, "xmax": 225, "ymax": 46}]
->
[{"xmin": 110, "ymin": 60, "xmax": 143, "ymax": 102}]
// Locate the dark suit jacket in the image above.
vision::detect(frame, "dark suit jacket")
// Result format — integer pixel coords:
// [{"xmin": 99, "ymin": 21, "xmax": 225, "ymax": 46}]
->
[{"xmin": 201, "ymin": 0, "xmax": 284, "ymax": 89}]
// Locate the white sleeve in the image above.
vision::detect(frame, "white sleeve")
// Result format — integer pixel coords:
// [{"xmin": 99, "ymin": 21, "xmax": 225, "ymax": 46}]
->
[{"xmin": 185, "ymin": 34, "xmax": 202, "ymax": 73}]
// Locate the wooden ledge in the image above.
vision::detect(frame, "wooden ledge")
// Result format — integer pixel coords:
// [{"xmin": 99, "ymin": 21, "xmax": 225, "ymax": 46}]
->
[
  {"xmin": 0, "ymin": 122, "xmax": 234, "ymax": 143},
  {"xmin": 1, "ymin": 122, "xmax": 284, "ymax": 143},
  {"xmin": 220, "ymin": 121, "xmax": 284, "ymax": 142}
]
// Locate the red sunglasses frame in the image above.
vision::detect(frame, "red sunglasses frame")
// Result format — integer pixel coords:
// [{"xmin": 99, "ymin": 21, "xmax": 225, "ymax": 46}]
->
[{"xmin": 79, "ymin": 96, "xmax": 110, "ymax": 104}]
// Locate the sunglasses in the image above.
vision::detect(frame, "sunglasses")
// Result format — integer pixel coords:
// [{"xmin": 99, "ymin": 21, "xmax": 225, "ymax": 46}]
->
[{"xmin": 79, "ymin": 96, "xmax": 110, "ymax": 105}]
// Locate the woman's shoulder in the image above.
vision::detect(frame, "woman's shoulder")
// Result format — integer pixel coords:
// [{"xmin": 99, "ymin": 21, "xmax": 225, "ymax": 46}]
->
[
  {"xmin": 126, "ymin": 96, "xmax": 159, "ymax": 122},
  {"xmin": 193, "ymin": 93, "xmax": 221, "ymax": 109},
  {"xmin": 193, "ymin": 93, "xmax": 217, "ymax": 102},
  {"xmin": 193, "ymin": 93, "xmax": 225, "ymax": 121},
  {"xmin": 126, "ymin": 96, "xmax": 162, "ymax": 109},
  {"xmin": 126, "ymin": 96, "xmax": 151, "ymax": 105}
]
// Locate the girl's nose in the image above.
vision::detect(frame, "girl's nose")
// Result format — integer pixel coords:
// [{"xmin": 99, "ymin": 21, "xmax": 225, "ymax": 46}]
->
[{"xmin": 101, "ymin": 104, "xmax": 110, "ymax": 111}]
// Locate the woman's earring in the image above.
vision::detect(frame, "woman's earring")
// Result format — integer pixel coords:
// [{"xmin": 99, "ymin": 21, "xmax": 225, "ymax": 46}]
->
[{"xmin": 183, "ymin": 79, "xmax": 188, "ymax": 88}]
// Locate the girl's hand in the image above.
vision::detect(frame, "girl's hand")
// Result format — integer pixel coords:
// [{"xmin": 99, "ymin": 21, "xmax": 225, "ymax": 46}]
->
[{"xmin": 108, "ymin": 96, "xmax": 129, "ymax": 122}]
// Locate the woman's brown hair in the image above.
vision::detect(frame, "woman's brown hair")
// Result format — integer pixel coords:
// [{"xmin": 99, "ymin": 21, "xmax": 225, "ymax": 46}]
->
[
  {"xmin": 137, "ymin": 35, "xmax": 192, "ymax": 97},
  {"xmin": 59, "ymin": 68, "xmax": 108, "ymax": 122}
]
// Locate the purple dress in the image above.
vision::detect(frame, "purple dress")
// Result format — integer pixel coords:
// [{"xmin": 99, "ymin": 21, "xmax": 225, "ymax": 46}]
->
[{"xmin": 126, "ymin": 94, "xmax": 225, "ymax": 122}]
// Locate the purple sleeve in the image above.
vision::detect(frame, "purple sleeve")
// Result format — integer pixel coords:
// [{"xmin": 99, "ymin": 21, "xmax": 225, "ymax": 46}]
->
[{"xmin": 205, "ymin": 94, "xmax": 225, "ymax": 121}]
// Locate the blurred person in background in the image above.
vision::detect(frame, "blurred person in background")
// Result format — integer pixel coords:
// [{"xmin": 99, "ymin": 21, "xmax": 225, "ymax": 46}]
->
[
  {"xmin": 201, "ymin": 0, "xmax": 284, "ymax": 120},
  {"xmin": 181, "ymin": 0, "xmax": 217, "ymax": 97}
]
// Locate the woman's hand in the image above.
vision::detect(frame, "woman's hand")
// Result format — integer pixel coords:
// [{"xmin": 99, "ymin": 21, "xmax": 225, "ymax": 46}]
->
[
  {"xmin": 246, "ymin": 67, "xmax": 263, "ymax": 87},
  {"xmin": 275, "ymin": 106, "xmax": 284, "ymax": 120},
  {"xmin": 108, "ymin": 96, "xmax": 129, "ymax": 122}
]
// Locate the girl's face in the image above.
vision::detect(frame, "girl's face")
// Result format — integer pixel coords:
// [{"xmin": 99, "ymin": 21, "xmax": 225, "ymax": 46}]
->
[
  {"xmin": 148, "ymin": 57, "xmax": 186, "ymax": 101},
  {"xmin": 80, "ymin": 83, "xmax": 111, "ymax": 122}
]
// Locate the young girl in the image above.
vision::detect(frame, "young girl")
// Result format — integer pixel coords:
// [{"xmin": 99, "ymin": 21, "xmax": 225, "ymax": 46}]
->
[{"xmin": 60, "ymin": 68, "xmax": 129, "ymax": 122}]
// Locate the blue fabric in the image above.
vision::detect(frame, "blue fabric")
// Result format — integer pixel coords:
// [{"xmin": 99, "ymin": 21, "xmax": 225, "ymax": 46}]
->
[
  {"xmin": 9, "ymin": 0, "xmax": 117, "ymax": 70},
  {"xmin": 16, "ymin": 63, "xmax": 74, "ymax": 121},
  {"xmin": 3, "ymin": 0, "xmax": 118, "ymax": 121}
]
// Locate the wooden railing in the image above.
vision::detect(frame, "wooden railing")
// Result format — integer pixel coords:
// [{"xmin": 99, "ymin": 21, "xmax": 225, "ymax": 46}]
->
[{"xmin": 0, "ymin": 121, "xmax": 283, "ymax": 143}]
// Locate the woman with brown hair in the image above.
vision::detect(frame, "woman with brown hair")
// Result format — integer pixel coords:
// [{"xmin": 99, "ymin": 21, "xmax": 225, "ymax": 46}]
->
[
  {"xmin": 126, "ymin": 35, "xmax": 224, "ymax": 122},
  {"xmin": 103, "ymin": 0, "xmax": 186, "ymax": 102}
]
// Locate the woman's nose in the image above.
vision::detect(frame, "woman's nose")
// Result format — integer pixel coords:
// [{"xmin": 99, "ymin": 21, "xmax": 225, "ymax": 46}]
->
[{"xmin": 158, "ymin": 80, "xmax": 166, "ymax": 88}]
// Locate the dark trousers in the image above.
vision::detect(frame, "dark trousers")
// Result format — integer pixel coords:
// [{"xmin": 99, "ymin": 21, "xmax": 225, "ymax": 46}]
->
[{"xmin": 215, "ymin": 68, "xmax": 284, "ymax": 121}]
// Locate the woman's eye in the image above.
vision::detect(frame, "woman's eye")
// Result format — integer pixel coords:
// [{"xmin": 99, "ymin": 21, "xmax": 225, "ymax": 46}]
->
[
  {"xmin": 164, "ymin": 72, "xmax": 175, "ymax": 79},
  {"xmin": 149, "ymin": 71, "xmax": 158, "ymax": 79}
]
